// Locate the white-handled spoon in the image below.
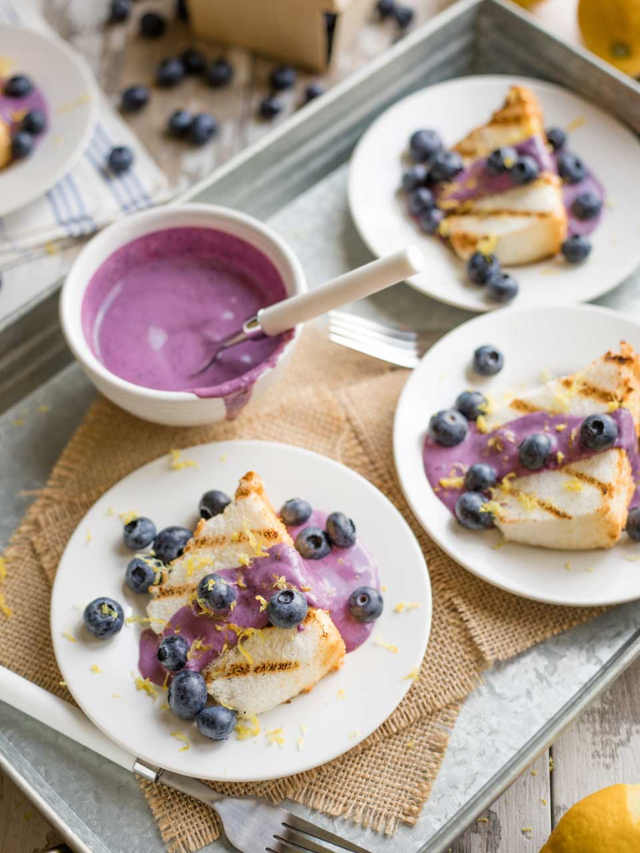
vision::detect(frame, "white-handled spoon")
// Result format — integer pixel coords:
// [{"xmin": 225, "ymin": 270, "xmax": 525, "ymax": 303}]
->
[{"xmin": 192, "ymin": 246, "xmax": 424, "ymax": 376}]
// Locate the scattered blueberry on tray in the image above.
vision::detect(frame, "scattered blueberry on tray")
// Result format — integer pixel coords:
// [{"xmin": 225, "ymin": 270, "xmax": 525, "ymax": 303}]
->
[
  {"xmin": 109, "ymin": 0, "xmax": 131, "ymax": 24},
  {"xmin": 121, "ymin": 85, "xmax": 150, "ymax": 113},
  {"xmin": 270, "ymin": 65, "xmax": 296, "ymax": 92},
  {"xmin": 139, "ymin": 11, "xmax": 167, "ymax": 38},
  {"xmin": 156, "ymin": 57, "xmax": 185, "ymax": 88},
  {"xmin": 181, "ymin": 48, "xmax": 206, "ymax": 75},
  {"xmin": 107, "ymin": 145, "xmax": 134, "ymax": 174},
  {"xmin": 167, "ymin": 109, "xmax": 194, "ymax": 139},
  {"xmin": 259, "ymin": 95, "xmax": 283, "ymax": 120},
  {"xmin": 188, "ymin": 113, "xmax": 217, "ymax": 146},
  {"xmin": 206, "ymin": 58, "xmax": 234, "ymax": 88}
]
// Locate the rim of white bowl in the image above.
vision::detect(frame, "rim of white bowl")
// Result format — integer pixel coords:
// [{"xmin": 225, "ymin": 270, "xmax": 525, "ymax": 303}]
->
[{"xmin": 60, "ymin": 204, "xmax": 307, "ymax": 401}]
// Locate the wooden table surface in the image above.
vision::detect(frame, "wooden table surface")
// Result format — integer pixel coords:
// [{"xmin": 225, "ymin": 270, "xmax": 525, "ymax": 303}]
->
[{"xmin": 6, "ymin": 0, "xmax": 636, "ymax": 851}]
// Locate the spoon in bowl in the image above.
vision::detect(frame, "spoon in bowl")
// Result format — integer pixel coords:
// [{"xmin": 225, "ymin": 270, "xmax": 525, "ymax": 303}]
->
[{"xmin": 192, "ymin": 246, "xmax": 424, "ymax": 376}]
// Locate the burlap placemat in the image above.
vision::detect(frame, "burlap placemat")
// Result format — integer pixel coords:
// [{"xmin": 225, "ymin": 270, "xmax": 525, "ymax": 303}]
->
[{"xmin": 0, "ymin": 327, "xmax": 604, "ymax": 852}]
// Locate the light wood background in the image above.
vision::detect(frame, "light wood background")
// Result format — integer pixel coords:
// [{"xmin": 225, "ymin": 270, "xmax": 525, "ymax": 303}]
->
[{"xmin": 6, "ymin": 1, "xmax": 633, "ymax": 851}]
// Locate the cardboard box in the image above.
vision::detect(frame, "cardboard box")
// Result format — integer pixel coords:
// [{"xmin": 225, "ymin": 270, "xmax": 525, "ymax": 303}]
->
[{"xmin": 187, "ymin": 0, "xmax": 373, "ymax": 72}]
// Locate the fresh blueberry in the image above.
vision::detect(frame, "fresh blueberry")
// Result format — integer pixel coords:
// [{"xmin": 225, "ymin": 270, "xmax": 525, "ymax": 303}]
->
[
  {"xmin": 188, "ymin": 113, "xmax": 217, "ymax": 145},
  {"xmin": 121, "ymin": 84, "xmax": 149, "ymax": 113},
  {"xmin": 455, "ymin": 492, "xmax": 494, "ymax": 530},
  {"xmin": 83, "ymin": 597, "xmax": 124, "ymax": 639},
  {"xmin": 418, "ymin": 208, "xmax": 444, "ymax": 234},
  {"xmin": 270, "ymin": 65, "xmax": 296, "ymax": 91},
  {"xmin": 571, "ymin": 192, "xmax": 602, "ymax": 221},
  {"xmin": 199, "ymin": 489, "xmax": 231, "ymax": 519},
  {"xmin": 467, "ymin": 251, "xmax": 500, "ymax": 285},
  {"xmin": 401, "ymin": 163, "xmax": 428, "ymax": 192},
  {"xmin": 348, "ymin": 586, "xmax": 384, "ymax": 623},
  {"xmin": 546, "ymin": 127, "xmax": 566, "ymax": 151},
  {"xmin": 377, "ymin": 0, "xmax": 395, "ymax": 17},
  {"xmin": 139, "ymin": 11, "xmax": 166, "ymax": 38},
  {"xmin": 393, "ymin": 5, "xmax": 414, "ymax": 28},
  {"xmin": 11, "ymin": 132, "xmax": 33, "ymax": 160},
  {"xmin": 580, "ymin": 413, "xmax": 618, "ymax": 451},
  {"xmin": 510, "ymin": 155, "xmax": 539, "ymax": 185},
  {"xmin": 465, "ymin": 463, "xmax": 497, "ymax": 493},
  {"xmin": 408, "ymin": 186, "xmax": 436, "ymax": 216},
  {"xmin": 197, "ymin": 705, "xmax": 237, "ymax": 741},
  {"xmin": 153, "ymin": 526, "xmax": 191, "ymax": 564},
  {"xmin": 197, "ymin": 573, "xmax": 236, "ymax": 612},
  {"xmin": 326, "ymin": 512, "xmax": 356, "ymax": 548},
  {"xmin": 561, "ymin": 235, "xmax": 592, "ymax": 264},
  {"xmin": 157, "ymin": 635, "xmax": 190, "ymax": 671},
  {"xmin": 267, "ymin": 589, "xmax": 308, "ymax": 629},
  {"xmin": 167, "ymin": 109, "xmax": 193, "ymax": 138},
  {"xmin": 626, "ymin": 507, "xmax": 640, "ymax": 542},
  {"xmin": 206, "ymin": 58, "xmax": 234, "ymax": 88},
  {"xmin": 429, "ymin": 150, "xmax": 464, "ymax": 183},
  {"xmin": 4, "ymin": 75, "xmax": 34, "ymax": 98},
  {"xmin": 455, "ymin": 390, "xmax": 487, "ymax": 421},
  {"xmin": 176, "ymin": 0, "xmax": 189, "ymax": 22},
  {"xmin": 280, "ymin": 498, "xmax": 312, "ymax": 527},
  {"xmin": 304, "ymin": 82, "xmax": 324, "ymax": 102},
  {"xmin": 259, "ymin": 96, "xmax": 282, "ymax": 119},
  {"xmin": 125, "ymin": 556, "xmax": 162, "ymax": 594},
  {"xmin": 486, "ymin": 272, "xmax": 519, "ymax": 303},
  {"xmin": 168, "ymin": 670, "xmax": 207, "ymax": 720},
  {"xmin": 519, "ymin": 432, "xmax": 552, "ymax": 470},
  {"xmin": 22, "ymin": 109, "xmax": 47, "ymax": 135},
  {"xmin": 181, "ymin": 48, "xmax": 206, "ymax": 75},
  {"xmin": 109, "ymin": 0, "xmax": 131, "ymax": 23},
  {"xmin": 295, "ymin": 527, "xmax": 331, "ymax": 560},
  {"xmin": 486, "ymin": 146, "xmax": 517, "ymax": 175},
  {"xmin": 428, "ymin": 410, "xmax": 468, "ymax": 447},
  {"xmin": 156, "ymin": 57, "xmax": 185, "ymax": 87},
  {"xmin": 123, "ymin": 516, "xmax": 156, "ymax": 550},
  {"xmin": 557, "ymin": 152, "xmax": 587, "ymax": 184},
  {"xmin": 107, "ymin": 145, "xmax": 134, "ymax": 174},
  {"xmin": 473, "ymin": 345, "xmax": 504, "ymax": 376},
  {"xmin": 409, "ymin": 129, "xmax": 442, "ymax": 163}
]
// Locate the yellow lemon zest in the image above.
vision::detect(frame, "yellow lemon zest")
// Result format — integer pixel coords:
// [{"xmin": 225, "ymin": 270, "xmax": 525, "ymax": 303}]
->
[
  {"xmin": 119, "ymin": 510, "xmax": 139, "ymax": 525},
  {"xmin": 236, "ymin": 714, "xmax": 261, "ymax": 740},
  {"xmin": 266, "ymin": 727, "xmax": 285, "ymax": 746},
  {"xmin": 394, "ymin": 601, "xmax": 421, "ymax": 613},
  {"xmin": 405, "ymin": 669, "xmax": 420, "ymax": 681},
  {"xmin": 62, "ymin": 629, "xmax": 76, "ymax": 643},
  {"xmin": 170, "ymin": 730, "xmax": 190, "ymax": 752},
  {"xmin": 169, "ymin": 448, "xmax": 198, "ymax": 470},
  {"xmin": 564, "ymin": 477, "xmax": 584, "ymax": 491},
  {"xmin": 90, "ymin": 664, "xmax": 102, "ymax": 675},
  {"xmin": 255, "ymin": 595, "xmax": 268, "ymax": 612},
  {"xmin": 438, "ymin": 476, "xmax": 465, "ymax": 489},
  {"xmin": 375, "ymin": 636, "xmax": 399, "ymax": 654},
  {"xmin": 134, "ymin": 675, "xmax": 158, "ymax": 701}
]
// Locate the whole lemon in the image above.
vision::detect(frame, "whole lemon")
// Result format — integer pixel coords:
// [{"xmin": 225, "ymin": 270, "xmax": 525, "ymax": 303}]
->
[
  {"xmin": 540, "ymin": 784, "xmax": 640, "ymax": 853},
  {"xmin": 578, "ymin": 0, "xmax": 640, "ymax": 77}
]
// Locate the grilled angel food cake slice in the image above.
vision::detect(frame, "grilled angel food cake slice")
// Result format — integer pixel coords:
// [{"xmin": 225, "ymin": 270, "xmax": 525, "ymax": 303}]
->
[{"xmin": 0, "ymin": 118, "xmax": 11, "ymax": 170}]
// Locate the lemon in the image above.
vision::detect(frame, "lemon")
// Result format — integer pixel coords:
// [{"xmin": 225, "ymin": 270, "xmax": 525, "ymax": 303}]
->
[
  {"xmin": 540, "ymin": 784, "xmax": 640, "ymax": 853},
  {"xmin": 578, "ymin": 0, "xmax": 640, "ymax": 77}
]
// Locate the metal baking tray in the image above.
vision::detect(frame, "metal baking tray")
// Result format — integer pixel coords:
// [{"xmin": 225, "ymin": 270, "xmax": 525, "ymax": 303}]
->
[{"xmin": 2, "ymin": 1, "xmax": 640, "ymax": 851}]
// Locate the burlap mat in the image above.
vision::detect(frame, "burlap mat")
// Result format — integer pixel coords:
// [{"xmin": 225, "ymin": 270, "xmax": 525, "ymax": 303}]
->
[{"xmin": 0, "ymin": 326, "xmax": 604, "ymax": 852}]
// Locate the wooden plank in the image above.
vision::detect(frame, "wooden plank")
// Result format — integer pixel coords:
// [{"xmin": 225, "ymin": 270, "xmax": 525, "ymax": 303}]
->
[{"xmin": 0, "ymin": 771, "xmax": 62, "ymax": 852}]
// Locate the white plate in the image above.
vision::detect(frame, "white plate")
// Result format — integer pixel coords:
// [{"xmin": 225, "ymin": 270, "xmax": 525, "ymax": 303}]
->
[
  {"xmin": 0, "ymin": 24, "xmax": 98, "ymax": 216},
  {"xmin": 348, "ymin": 75, "xmax": 640, "ymax": 313},
  {"xmin": 51, "ymin": 441, "xmax": 431, "ymax": 782},
  {"xmin": 394, "ymin": 304, "xmax": 640, "ymax": 607}
]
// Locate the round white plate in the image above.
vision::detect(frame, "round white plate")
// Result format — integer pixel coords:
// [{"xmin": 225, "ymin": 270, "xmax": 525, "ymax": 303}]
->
[
  {"xmin": 0, "ymin": 24, "xmax": 98, "ymax": 216},
  {"xmin": 348, "ymin": 75, "xmax": 640, "ymax": 313},
  {"xmin": 394, "ymin": 304, "xmax": 640, "ymax": 607},
  {"xmin": 51, "ymin": 441, "xmax": 431, "ymax": 782}
]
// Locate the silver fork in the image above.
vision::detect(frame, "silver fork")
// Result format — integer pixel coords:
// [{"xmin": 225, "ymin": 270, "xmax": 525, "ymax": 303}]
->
[{"xmin": 328, "ymin": 310, "xmax": 446, "ymax": 368}]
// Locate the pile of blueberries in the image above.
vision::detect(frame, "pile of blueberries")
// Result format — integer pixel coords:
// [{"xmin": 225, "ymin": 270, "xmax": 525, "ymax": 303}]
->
[
  {"xmin": 82, "ymin": 487, "xmax": 383, "ymax": 743},
  {"xmin": 2, "ymin": 75, "xmax": 47, "ymax": 162}
]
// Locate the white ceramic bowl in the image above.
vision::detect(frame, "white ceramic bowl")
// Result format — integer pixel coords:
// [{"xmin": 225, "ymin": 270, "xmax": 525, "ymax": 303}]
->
[{"xmin": 60, "ymin": 204, "xmax": 306, "ymax": 426}]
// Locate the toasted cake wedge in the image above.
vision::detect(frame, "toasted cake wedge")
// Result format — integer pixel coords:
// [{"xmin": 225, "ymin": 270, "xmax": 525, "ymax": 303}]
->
[{"xmin": 0, "ymin": 118, "xmax": 11, "ymax": 170}]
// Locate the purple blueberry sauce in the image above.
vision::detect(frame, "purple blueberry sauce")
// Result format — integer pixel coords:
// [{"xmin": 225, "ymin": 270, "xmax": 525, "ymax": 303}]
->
[
  {"xmin": 0, "ymin": 77, "xmax": 48, "ymax": 155},
  {"xmin": 138, "ymin": 510, "xmax": 380, "ymax": 686}
]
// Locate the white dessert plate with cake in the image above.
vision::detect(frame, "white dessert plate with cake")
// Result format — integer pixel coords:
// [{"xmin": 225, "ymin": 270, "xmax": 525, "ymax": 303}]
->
[
  {"xmin": 50, "ymin": 441, "xmax": 431, "ymax": 781},
  {"xmin": 348, "ymin": 75, "xmax": 640, "ymax": 312},
  {"xmin": 394, "ymin": 304, "xmax": 640, "ymax": 607}
]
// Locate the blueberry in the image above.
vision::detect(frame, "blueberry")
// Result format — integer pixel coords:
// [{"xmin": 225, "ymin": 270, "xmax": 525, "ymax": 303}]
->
[
  {"xmin": 109, "ymin": 0, "xmax": 131, "ymax": 23},
  {"xmin": 393, "ymin": 5, "xmax": 414, "ymax": 28},
  {"xmin": 4, "ymin": 75, "xmax": 34, "ymax": 98},
  {"xmin": 188, "ymin": 113, "xmax": 217, "ymax": 145},
  {"xmin": 558, "ymin": 152, "xmax": 587, "ymax": 184},
  {"xmin": 519, "ymin": 432, "xmax": 552, "ymax": 470},
  {"xmin": 22, "ymin": 109, "xmax": 47, "ymax": 135},
  {"xmin": 121, "ymin": 84, "xmax": 149, "ymax": 113},
  {"xmin": 280, "ymin": 498, "xmax": 312, "ymax": 526},
  {"xmin": 580, "ymin": 413, "xmax": 618, "ymax": 451},
  {"xmin": 156, "ymin": 57, "xmax": 185, "ymax": 88},
  {"xmin": 455, "ymin": 390, "xmax": 487, "ymax": 421},
  {"xmin": 11, "ymin": 132, "xmax": 33, "ymax": 160},
  {"xmin": 125, "ymin": 556, "xmax": 162, "ymax": 594},
  {"xmin": 348, "ymin": 586, "xmax": 384, "ymax": 623},
  {"xmin": 199, "ymin": 489, "xmax": 231, "ymax": 519},
  {"xmin": 561, "ymin": 235, "xmax": 592, "ymax": 264},
  {"xmin": 181, "ymin": 48, "xmax": 206, "ymax": 75},
  {"xmin": 465, "ymin": 463, "xmax": 497, "ymax": 493},
  {"xmin": 157, "ymin": 635, "xmax": 190, "ymax": 672},
  {"xmin": 326, "ymin": 512, "xmax": 356, "ymax": 548},
  {"xmin": 409, "ymin": 129, "xmax": 442, "ymax": 163},
  {"xmin": 267, "ymin": 589, "xmax": 308, "ymax": 629},
  {"xmin": 197, "ymin": 705, "xmax": 237, "ymax": 741},
  {"xmin": 486, "ymin": 146, "xmax": 517, "ymax": 175},
  {"xmin": 401, "ymin": 163, "xmax": 428, "ymax": 192},
  {"xmin": 467, "ymin": 252, "xmax": 500, "ymax": 285},
  {"xmin": 377, "ymin": 0, "xmax": 395, "ymax": 17},
  {"xmin": 123, "ymin": 516, "xmax": 156, "ymax": 550},
  {"xmin": 107, "ymin": 145, "xmax": 134, "ymax": 174},
  {"xmin": 510, "ymin": 155, "xmax": 539, "ymax": 185},
  {"xmin": 473, "ymin": 345, "xmax": 504, "ymax": 376},
  {"xmin": 408, "ymin": 186, "xmax": 436, "ymax": 216},
  {"xmin": 626, "ymin": 507, "xmax": 640, "ymax": 541},
  {"xmin": 295, "ymin": 527, "xmax": 331, "ymax": 560},
  {"xmin": 83, "ymin": 597, "xmax": 124, "ymax": 639},
  {"xmin": 197, "ymin": 573, "xmax": 236, "ymax": 612},
  {"xmin": 270, "ymin": 65, "xmax": 296, "ymax": 91},
  {"xmin": 168, "ymin": 670, "xmax": 207, "ymax": 720},
  {"xmin": 176, "ymin": 0, "xmax": 189, "ymax": 22},
  {"xmin": 153, "ymin": 526, "xmax": 191, "ymax": 564},
  {"xmin": 139, "ymin": 11, "xmax": 166, "ymax": 38},
  {"xmin": 546, "ymin": 127, "xmax": 566, "ymax": 151},
  {"xmin": 259, "ymin": 96, "xmax": 282, "ymax": 119},
  {"xmin": 167, "ymin": 109, "xmax": 193, "ymax": 138},
  {"xmin": 428, "ymin": 410, "xmax": 468, "ymax": 447},
  {"xmin": 455, "ymin": 492, "xmax": 494, "ymax": 530},
  {"xmin": 206, "ymin": 58, "xmax": 234, "ymax": 88},
  {"xmin": 418, "ymin": 208, "xmax": 444, "ymax": 234},
  {"xmin": 486, "ymin": 272, "xmax": 519, "ymax": 303},
  {"xmin": 429, "ymin": 150, "xmax": 464, "ymax": 183},
  {"xmin": 571, "ymin": 192, "xmax": 602, "ymax": 221},
  {"xmin": 304, "ymin": 82, "xmax": 324, "ymax": 102}
]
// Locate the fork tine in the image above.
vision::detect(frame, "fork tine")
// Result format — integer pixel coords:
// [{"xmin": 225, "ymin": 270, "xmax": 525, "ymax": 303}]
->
[
  {"xmin": 328, "ymin": 311, "xmax": 418, "ymax": 343},
  {"xmin": 328, "ymin": 332, "xmax": 420, "ymax": 369},
  {"xmin": 276, "ymin": 829, "xmax": 336, "ymax": 853},
  {"xmin": 283, "ymin": 814, "xmax": 374, "ymax": 853},
  {"xmin": 328, "ymin": 317, "xmax": 419, "ymax": 352}
]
